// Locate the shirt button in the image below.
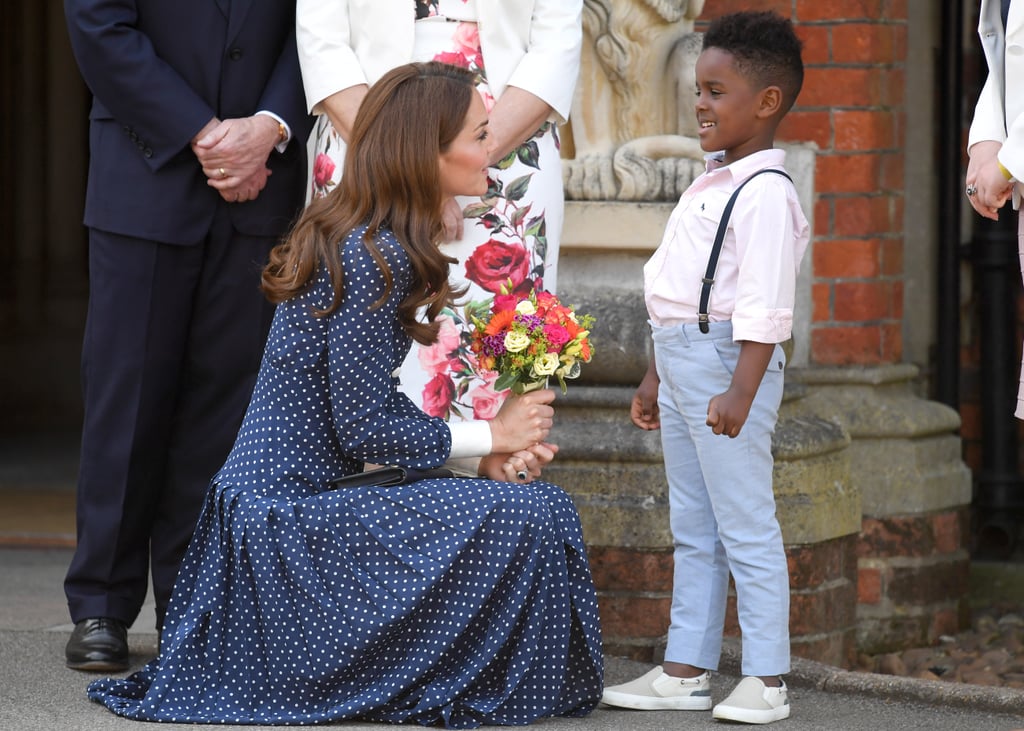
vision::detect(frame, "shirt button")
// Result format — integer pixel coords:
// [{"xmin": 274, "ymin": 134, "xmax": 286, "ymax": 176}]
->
[{"xmin": 229, "ymin": 47, "xmax": 243, "ymax": 61}]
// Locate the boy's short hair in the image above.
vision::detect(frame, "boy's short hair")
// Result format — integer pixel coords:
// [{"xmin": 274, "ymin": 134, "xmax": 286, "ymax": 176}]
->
[{"xmin": 702, "ymin": 11, "xmax": 804, "ymax": 113}]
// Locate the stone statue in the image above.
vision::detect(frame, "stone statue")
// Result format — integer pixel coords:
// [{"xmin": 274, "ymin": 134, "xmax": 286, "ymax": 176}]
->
[{"xmin": 563, "ymin": 0, "xmax": 707, "ymax": 201}]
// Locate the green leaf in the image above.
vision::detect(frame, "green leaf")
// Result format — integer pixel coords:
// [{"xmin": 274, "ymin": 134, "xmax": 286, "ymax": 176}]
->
[
  {"xmin": 504, "ymin": 174, "xmax": 533, "ymax": 203},
  {"xmin": 510, "ymin": 203, "xmax": 532, "ymax": 228},
  {"xmin": 495, "ymin": 150, "xmax": 518, "ymax": 170},
  {"xmin": 494, "ymin": 372, "xmax": 518, "ymax": 392},
  {"xmin": 462, "ymin": 202, "xmax": 493, "ymax": 219},
  {"xmin": 516, "ymin": 140, "xmax": 541, "ymax": 170}
]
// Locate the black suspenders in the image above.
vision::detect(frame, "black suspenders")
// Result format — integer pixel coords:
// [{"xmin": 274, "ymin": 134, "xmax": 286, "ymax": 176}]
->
[{"xmin": 697, "ymin": 168, "xmax": 793, "ymax": 333}]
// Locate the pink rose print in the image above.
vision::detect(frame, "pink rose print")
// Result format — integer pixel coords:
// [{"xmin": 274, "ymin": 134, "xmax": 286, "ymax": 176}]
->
[
  {"xmin": 422, "ymin": 373, "xmax": 456, "ymax": 417},
  {"xmin": 468, "ymin": 371, "xmax": 506, "ymax": 420},
  {"xmin": 418, "ymin": 315, "xmax": 461, "ymax": 375},
  {"xmin": 312, "ymin": 153, "xmax": 335, "ymax": 189},
  {"xmin": 452, "ymin": 22, "xmax": 481, "ymax": 66},
  {"xmin": 464, "ymin": 240, "xmax": 531, "ymax": 294}
]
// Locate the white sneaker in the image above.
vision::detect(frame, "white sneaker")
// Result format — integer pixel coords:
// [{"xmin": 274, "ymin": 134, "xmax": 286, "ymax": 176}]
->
[
  {"xmin": 712, "ymin": 677, "xmax": 790, "ymax": 724},
  {"xmin": 601, "ymin": 666, "xmax": 712, "ymax": 710}
]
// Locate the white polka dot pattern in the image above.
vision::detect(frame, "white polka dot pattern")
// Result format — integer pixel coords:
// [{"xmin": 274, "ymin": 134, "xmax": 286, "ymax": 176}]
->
[{"xmin": 86, "ymin": 226, "xmax": 604, "ymax": 727}]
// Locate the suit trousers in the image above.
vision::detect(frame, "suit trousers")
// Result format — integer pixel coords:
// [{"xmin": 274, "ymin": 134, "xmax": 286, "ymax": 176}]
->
[
  {"xmin": 65, "ymin": 204, "xmax": 277, "ymax": 630},
  {"xmin": 652, "ymin": 321, "xmax": 791, "ymax": 677}
]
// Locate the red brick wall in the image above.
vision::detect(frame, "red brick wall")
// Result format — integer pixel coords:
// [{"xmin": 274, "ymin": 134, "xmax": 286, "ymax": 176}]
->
[{"xmin": 697, "ymin": 0, "xmax": 908, "ymax": 366}]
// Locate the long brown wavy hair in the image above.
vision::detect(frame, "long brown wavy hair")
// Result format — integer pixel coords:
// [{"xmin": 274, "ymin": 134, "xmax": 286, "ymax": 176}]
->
[{"xmin": 261, "ymin": 62, "xmax": 476, "ymax": 345}]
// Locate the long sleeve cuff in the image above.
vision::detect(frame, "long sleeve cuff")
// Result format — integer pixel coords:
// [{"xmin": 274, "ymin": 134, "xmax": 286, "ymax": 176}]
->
[
  {"xmin": 255, "ymin": 110, "xmax": 291, "ymax": 153},
  {"xmin": 447, "ymin": 420, "xmax": 493, "ymax": 459}
]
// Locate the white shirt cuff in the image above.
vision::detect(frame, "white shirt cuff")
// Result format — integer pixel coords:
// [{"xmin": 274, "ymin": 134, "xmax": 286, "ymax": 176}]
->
[
  {"xmin": 447, "ymin": 420, "xmax": 493, "ymax": 459},
  {"xmin": 255, "ymin": 110, "xmax": 291, "ymax": 153}
]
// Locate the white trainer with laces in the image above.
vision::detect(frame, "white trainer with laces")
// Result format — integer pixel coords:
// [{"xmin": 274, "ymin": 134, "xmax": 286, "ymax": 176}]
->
[
  {"xmin": 601, "ymin": 666, "xmax": 712, "ymax": 710},
  {"xmin": 712, "ymin": 676, "xmax": 790, "ymax": 724}
]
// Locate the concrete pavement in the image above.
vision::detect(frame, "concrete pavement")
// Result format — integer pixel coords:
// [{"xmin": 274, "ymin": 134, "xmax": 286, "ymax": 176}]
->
[{"xmin": 1, "ymin": 546, "xmax": 1023, "ymax": 731}]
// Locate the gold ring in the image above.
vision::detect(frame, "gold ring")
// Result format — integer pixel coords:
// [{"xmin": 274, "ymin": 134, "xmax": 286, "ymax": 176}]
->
[{"xmin": 219, "ymin": 168, "xmax": 227, "ymax": 178}]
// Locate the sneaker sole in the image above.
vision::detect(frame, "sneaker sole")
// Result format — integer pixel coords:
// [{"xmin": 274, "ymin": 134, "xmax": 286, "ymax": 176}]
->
[
  {"xmin": 601, "ymin": 690, "xmax": 712, "ymax": 711},
  {"xmin": 712, "ymin": 703, "xmax": 790, "ymax": 724}
]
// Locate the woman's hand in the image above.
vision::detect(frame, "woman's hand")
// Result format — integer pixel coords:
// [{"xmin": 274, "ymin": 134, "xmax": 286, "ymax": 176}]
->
[
  {"xmin": 440, "ymin": 197, "xmax": 465, "ymax": 242},
  {"xmin": 479, "ymin": 442, "xmax": 559, "ymax": 482},
  {"xmin": 488, "ymin": 389, "xmax": 555, "ymax": 454},
  {"xmin": 966, "ymin": 140, "xmax": 1014, "ymax": 220},
  {"xmin": 485, "ymin": 87, "xmax": 552, "ymax": 164}
]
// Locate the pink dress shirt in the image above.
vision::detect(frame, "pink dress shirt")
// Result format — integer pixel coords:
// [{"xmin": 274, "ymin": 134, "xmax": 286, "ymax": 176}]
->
[{"xmin": 643, "ymin": 148, "xmax": 810, "ymax": 344}]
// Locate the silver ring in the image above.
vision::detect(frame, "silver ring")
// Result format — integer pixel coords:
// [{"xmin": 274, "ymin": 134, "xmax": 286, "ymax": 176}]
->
[
  {"xmin": 966, "ymin": 184, "xmax": 977, "ymax": 197},
  {"xmin": 516, "ymin": 470, "xmax": 528, "ymax": 481}
]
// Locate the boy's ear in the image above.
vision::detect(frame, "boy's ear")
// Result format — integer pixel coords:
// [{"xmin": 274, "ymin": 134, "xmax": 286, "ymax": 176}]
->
[{"xmin": 757, "ymin": 86, "xmax": 783, "ymax": 118}]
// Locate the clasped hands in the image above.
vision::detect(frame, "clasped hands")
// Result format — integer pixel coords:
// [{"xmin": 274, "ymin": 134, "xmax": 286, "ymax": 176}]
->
[
  {"xmin": 966, "ymin": 140, "xmax": 1014, "ymax": 221},
  {"xmin": 483, "ymin": 389, "xmax": 558, "ymax": 484},
  {"xmin": 191, "ymin": 115, "xmax": 281, "ymax": 203}
]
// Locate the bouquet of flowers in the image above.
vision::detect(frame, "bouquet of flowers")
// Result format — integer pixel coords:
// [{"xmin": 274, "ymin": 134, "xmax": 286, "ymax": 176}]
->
[{"xmin": 468, "ymin": 284, "xmax": 595, "ymax": 395}]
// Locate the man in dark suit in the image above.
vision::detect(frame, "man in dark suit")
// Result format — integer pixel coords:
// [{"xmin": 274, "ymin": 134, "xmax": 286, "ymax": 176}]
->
[{"xmin": 62, "ymin": 0, "xmax": 311, "ymax": 670}]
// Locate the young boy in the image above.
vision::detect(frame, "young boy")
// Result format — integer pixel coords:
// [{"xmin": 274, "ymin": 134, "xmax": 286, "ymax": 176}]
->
[{"xmin": 601, "ymin": 11, "xmax": 809, "ymax": 725}]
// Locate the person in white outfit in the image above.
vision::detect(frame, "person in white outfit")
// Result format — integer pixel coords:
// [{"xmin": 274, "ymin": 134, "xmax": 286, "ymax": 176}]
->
[
  {"xmin": 295, "ymin": 0, "xmax": 582, "ymax": 422},
  {"xmin": 966, "ymin": 0, "xmax": 1024, "ymax": 418}
]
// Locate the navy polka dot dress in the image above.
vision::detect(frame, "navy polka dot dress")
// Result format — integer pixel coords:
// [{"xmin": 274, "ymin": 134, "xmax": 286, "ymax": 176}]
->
[{"xmin": 86, "ymin": 227, "xmax": 604, "ymax": 727}]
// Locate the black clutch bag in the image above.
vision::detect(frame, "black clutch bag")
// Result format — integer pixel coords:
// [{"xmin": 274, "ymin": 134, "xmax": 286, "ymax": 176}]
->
[{"xmin": 326, "ymin": 465, "xmax": 456, "ymax": 489}]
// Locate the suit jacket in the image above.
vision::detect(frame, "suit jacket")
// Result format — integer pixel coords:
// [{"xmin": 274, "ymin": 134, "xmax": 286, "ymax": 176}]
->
[
  {"xmin": 970, "ymin": 0, "xmax": 1024, "ymax": 192},
  {"xmin": 296, "ymin": 0, "xmax": 582, "ymax": 123},
  {"xmin": 64, "ymin": 0, "xmax": 313, "ymax": 245}
]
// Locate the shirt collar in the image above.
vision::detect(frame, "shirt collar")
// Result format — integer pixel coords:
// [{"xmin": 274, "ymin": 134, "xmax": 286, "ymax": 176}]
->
[{"xmin": 704, "ymin": 148, "xmax": 789, "ymax": 183}]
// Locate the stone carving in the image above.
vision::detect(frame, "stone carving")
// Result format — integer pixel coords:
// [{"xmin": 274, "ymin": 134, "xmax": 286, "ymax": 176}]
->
[{"xmin": 564, "ymin": 0, "xmax": 707, "ymax": 201}]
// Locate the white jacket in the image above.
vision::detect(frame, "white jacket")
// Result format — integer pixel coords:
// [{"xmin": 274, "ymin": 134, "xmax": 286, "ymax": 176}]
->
[
  {"xmin": 970, "ymin": 0, "xmax": 1024, "ymax": 187},
  {"xmin": 296, "ymin": 0, "xmax": 582, "ymax": 123}
]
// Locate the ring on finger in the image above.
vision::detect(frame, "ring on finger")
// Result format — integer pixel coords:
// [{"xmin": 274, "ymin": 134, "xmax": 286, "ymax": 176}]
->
[
  {"xmin": 516, "ymin": 470, "xmax": 528, "ymax": 481},
  {"xmin": 219, "ymin": 167, "xmax": 227, "ymax": 179},
  {"xmin": 966, "ymin": 183, "xmax": 977, "ymax": 197}
]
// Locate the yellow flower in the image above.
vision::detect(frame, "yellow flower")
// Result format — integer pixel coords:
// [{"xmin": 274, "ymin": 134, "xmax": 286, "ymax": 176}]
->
[
  {"xmin": 531, "ymin": 352, "xmax": 560, "ymax": 378},
  {"xmin": 504, "ymin": 331, "xmax": 531, "ymax": 353}
]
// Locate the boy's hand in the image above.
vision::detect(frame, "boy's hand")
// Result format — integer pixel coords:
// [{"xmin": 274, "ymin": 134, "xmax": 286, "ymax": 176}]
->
[
  {"xmin": 706, "ymin": 340, "xmax": 776, "ymax": 438},
  {"xmin": 631, "ymin": 368, "xmax": 661, "ymax": 430},
  {"xmin": 706, "ymin": 388, "xmax": 754, "ymax": 438}
]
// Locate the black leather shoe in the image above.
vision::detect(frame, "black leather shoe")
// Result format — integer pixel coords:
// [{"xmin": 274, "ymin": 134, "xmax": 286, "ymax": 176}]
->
[{"xmin": 65, "ymin": 618, "xmax": 129, "ymax": 671}]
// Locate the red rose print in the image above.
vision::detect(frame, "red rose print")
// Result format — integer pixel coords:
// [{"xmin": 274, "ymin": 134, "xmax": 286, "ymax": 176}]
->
[
  {"xmin": 421, "ymin": 373, "xmax": 456, "ymax": 417},
  {"xmin": 312, "ymin": 153, "xmax": 335, "ymax": 189},
  {"xmin": 464, "ymin": 240, "xmax": 531, "ymax": 294},
  {"xmin": 433, "ymin": 51, "xmax": 470, "ymax": 69}
]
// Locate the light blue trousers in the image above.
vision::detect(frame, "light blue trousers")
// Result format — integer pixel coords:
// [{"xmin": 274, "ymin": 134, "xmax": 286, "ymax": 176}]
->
[{"xmin": 653, "ymin": 321, "xmax": 791, "ymax": 676}]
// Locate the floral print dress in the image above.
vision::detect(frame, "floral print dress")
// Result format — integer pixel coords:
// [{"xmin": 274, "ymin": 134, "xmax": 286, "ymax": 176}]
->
[{"xmin": 309, "ymin": 0, "xmax": 565, "ymax": 421}]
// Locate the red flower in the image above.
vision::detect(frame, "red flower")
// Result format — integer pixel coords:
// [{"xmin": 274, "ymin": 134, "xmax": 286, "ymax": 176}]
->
[
  {"xmin": 312, "ymin": 153, "xmax": 335, "ymax": 189},
  {"xmin": 465, "ymin": 240, "xmax": 530, "ymax": 294},
  {"xmin": 433, "ymin": 51, "xmax": 470, "ymax": 69},
  {"xmin": 544, "ymin": 324, "xmax": 570, "ymax": 349},
  {"xmin": 421, "ymin": 373, "xmax": 455, "ymax": 417},
  {"xmin": 492, "ymin": 293, "xmax": 519, "ymax": 313}
]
